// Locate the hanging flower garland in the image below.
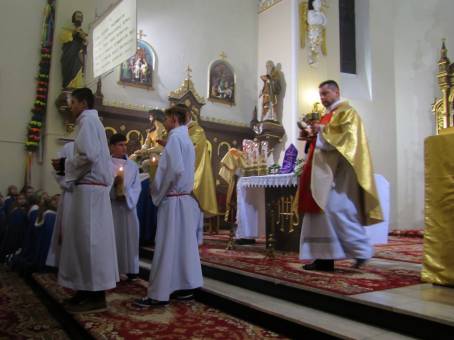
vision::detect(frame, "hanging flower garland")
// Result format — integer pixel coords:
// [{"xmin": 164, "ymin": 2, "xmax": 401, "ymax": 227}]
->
[{"xmin": 25, "ymin": 0, "xmax": 56, "ymax": 151}]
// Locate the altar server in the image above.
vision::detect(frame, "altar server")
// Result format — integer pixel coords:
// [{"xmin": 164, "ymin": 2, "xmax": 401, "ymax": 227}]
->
[
  {"xmin": 135, "ymin": 104, "xmax": 203, "ymax": 307},
  {"xmin": 109, "ymin": 133, "xmax": 142, "ymax": 279},
  {"xmin": 52, "ymin": 87, "xmax": 118, "ymax": 313}
]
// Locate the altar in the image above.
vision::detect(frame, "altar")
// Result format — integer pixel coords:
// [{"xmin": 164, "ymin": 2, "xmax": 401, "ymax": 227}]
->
[
  {"xmin": 236, "ymin": 173, "xmax": 390, "ymax": 252},
  {"xmin": 236, "ymin": 173, "xmax": 300, "ymax": 251}
]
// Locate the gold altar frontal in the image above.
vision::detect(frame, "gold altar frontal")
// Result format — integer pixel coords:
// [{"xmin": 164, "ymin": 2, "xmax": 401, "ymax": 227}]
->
[{"xmin": 421, "ymin": 131, "xmax": 454, "ymax": 286}]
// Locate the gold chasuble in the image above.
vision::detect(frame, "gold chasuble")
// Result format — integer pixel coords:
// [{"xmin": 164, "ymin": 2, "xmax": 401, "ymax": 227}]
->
[
  {"xmin": 311, "ymin": 102, "xmax": 383, "ymax": 226},
  {"xmin": 188, "ymin": 120, "xmax": 219, "ymax": 216}
]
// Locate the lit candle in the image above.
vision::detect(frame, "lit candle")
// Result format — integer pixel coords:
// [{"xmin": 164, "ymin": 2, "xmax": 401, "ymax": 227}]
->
[
  {"xmin": 261, "ymin": 141, "xmax": 268, "ymax": 163},
  {"xmin": 149, "ymin": 154, "xmax": 159, "ymax": 180},
  {"xmin": 115, "ymin": 166, "xmax": 125, "ymax": 197}
]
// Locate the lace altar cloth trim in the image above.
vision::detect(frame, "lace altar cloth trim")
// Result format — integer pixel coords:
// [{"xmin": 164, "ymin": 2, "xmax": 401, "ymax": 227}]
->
[{"xmin": 238, "ymin": 173, "xmax": 297, "ymax": 188}]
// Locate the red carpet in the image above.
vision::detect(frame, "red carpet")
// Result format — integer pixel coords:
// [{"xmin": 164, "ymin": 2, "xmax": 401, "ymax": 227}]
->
[
  {"xmin": 200, "ymin": 234, "xmax": 423, "ymax": 295},
  {"xmin": 0, "ymin": 267, "xmax": 68, "ymax": 339},
  {"xmin": 373, "ymin": 236, "xmax": 423, "ymax": 264},
  {"xmin": 33, "ymin": 273, "xmax": 287, "ymax": 340}
]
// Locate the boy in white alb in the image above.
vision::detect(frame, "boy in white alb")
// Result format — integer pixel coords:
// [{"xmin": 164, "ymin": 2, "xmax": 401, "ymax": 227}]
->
[
  {"xmin": 109, "ymin": 133, "xmax": 141, "ymax": 280},
  {"xmin": 52, "ymin": 88, "xmax": 119, "ymax": 313},
  {"xmin": 135, "ymin": 104, "xmax": 203, "ymax": 307}
]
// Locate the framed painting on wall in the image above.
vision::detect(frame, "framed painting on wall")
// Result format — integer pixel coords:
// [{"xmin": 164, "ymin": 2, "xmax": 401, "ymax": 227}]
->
[
  {"xmin": 208, "ymin": 58, "xmax": 235, "ymax": 106},
  {"xmin": 119, "ymin": 39, "xmax": 156, "ymax": 90}
]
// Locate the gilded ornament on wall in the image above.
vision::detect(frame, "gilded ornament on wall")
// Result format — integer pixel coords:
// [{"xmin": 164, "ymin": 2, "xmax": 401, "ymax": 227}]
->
[{"xmin": 300, "ymin": 0, "xmax": 328, "ymax": 65}]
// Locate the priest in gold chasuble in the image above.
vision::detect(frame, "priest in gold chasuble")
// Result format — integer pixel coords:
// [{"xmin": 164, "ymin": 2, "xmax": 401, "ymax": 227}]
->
[{"xmin": 298, "ymin": 80, "xmax": 382, "ymax": 271}]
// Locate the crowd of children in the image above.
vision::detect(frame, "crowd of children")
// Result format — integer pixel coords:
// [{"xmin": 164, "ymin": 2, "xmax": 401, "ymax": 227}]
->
[{"xmin": 0, "ymin": 184, "xmax": 59, "ymax": 273}]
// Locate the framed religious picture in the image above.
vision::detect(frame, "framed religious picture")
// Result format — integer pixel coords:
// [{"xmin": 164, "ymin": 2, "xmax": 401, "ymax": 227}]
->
[
  {"xmin": 208, "ymin": 57, "xmax": 236, "ymax": 106},
  {"xmin": 119, "ymin": 39, "xmax": 156, "ymax": 90}
]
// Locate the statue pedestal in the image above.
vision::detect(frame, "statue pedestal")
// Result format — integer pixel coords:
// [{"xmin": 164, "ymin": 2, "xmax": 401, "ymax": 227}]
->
[
  {"xmin": 55, "ymin": 89, "xmax": 74, "ymax": 133},
  {"xmin": 253, "ymin": 120, "xmax": 285, "ymax": 150}
]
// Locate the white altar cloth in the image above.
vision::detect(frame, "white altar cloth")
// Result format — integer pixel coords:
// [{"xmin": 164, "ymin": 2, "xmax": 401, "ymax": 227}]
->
[
  {"xmin": 235, "ymin": 172, "xmax": 390, "ymax": 245},
  {"xmin": 236, "ymin": 173, "xmax": 297, "ymax": 239}
]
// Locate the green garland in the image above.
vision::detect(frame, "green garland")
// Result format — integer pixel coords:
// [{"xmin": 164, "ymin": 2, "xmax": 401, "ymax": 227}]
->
[{"xmin": 25, "ymin": 0, "xmax": 56, "ymax": 152}]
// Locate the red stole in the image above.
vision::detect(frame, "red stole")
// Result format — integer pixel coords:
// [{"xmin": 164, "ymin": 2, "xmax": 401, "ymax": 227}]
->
[{"xmin": 298, "ymin": 111, "xmax": 334, "ymax": 213}]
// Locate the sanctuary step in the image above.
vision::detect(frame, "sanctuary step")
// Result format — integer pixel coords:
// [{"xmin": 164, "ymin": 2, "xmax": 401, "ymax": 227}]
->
[
  {"xmin": 29, "ymin": 271, "xmax": 290, "ymax": 339},
  {"xmin": 139, "ymin": 259, "xmax": 415, "ymax": 339},
  {"xmin": 139, "ymin": 245, "xmax": 454, "ymax": 339},
  {"xmin": 140, "ymin": 260, "xmax": 416, "ymax": 339}
]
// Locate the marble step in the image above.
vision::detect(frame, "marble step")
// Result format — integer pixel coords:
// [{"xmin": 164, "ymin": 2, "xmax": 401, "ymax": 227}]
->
[{"xmin": 139, "ymin": 260, "xmax": 415, "ymax": 340}]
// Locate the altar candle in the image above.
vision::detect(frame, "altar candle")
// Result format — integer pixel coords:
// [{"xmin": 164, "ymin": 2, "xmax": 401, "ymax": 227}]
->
[
  {"xmin": 253, "ymin": 142, "xmax": 260, "ymax": 163},
  {"xmin": 261, "ymin": 141, "xmax": 268, "ymax": 163}
]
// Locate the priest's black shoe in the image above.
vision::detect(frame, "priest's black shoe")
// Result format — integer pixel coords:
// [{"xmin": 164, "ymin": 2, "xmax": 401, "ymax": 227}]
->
[
  {"xmin": 352, "ymin": 258, "xmax": 368, "ymax": 269},
  {"xmin": 303, "ymin": 259, "xmax": 334, "ymax": 271}
]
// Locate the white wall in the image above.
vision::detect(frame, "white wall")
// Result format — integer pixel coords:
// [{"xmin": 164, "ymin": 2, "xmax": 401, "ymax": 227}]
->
[
  {"xmin": 0, "ymin": 0, "xmax": 46, "ymax": 193},
  {"xmin": 298, "ymin": 0, "xmax": 340, "ymax": 154},
  {"xmin": 41, "ymin": 0, "xmax": 97, "ymax": 194},
  {"xmin": 341, "ymin": 0, "xmax": 454, "ymax": 229},
  {"xmin": 341, "ymin": 0, "xmax": 399, "ymax": 226},
  {"xmin": 393, "ymin": 0, "xmax": 454, "ymax": 229},
  {"xmin": 258, "ymin": 0, "xmax": 299, "ymax": 163},
  {"xmin": 2, "ymin": 0, "xmax": 453, "ymax": 229},
  {"xmin": 94, "ymin": 0, "xmax": 258, "ymax": 125}
]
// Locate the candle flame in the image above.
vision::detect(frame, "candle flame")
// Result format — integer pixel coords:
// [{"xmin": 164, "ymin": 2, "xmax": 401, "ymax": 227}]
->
[{"xmin": 119, "ymin": 166, "xmax": 124, "ymax": 172}]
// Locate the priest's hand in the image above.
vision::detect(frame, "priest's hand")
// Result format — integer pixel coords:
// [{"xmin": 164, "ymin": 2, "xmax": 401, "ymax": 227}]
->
[{"xmin": 311, "ymin": 123, "xmax": 321, "ymax": 135}]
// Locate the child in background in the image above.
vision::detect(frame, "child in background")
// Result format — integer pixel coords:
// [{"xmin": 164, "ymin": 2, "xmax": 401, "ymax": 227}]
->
[{"xmin": 0, "ymin": 193, "xmax": 28, "ymax": 263}]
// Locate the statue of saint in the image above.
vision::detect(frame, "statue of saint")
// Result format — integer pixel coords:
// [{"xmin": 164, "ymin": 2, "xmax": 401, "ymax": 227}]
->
[
  {"xmin": 130, "ymin": 109, "xmax": 167, "ymax": 165},
  {"xmin": 260, "ymin": 60, "xmax": 281, "ymax": 121},
  {"xmin": 60, "ymin": 11, "xmax": 87, "ymax": 89}
]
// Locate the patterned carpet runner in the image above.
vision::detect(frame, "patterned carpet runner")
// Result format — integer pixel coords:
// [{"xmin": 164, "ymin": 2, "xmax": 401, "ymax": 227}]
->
[
  {"xmin": 0, "ymin": 267, "xmax": 69, "ymax": 339},
  {"xmin": 33, "ymin": 273, "xmax": 287, "ymax": 339},
  {"xmin": 200, "ymin": 233, "xmax": 423, "ymax": 295}
]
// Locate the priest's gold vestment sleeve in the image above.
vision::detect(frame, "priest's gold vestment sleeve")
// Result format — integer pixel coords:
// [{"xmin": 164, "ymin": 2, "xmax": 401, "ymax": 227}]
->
[
  {"xmin": 421, "ymin": 133, "xmax": 454, "ymax": 285},
  {"xmin": 188, "ymin": 121, "xmax": 219, "ymax": 216},
  {"xmin": 316, "ymin": 102, "xmax": 383, "ymax": 225}
]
